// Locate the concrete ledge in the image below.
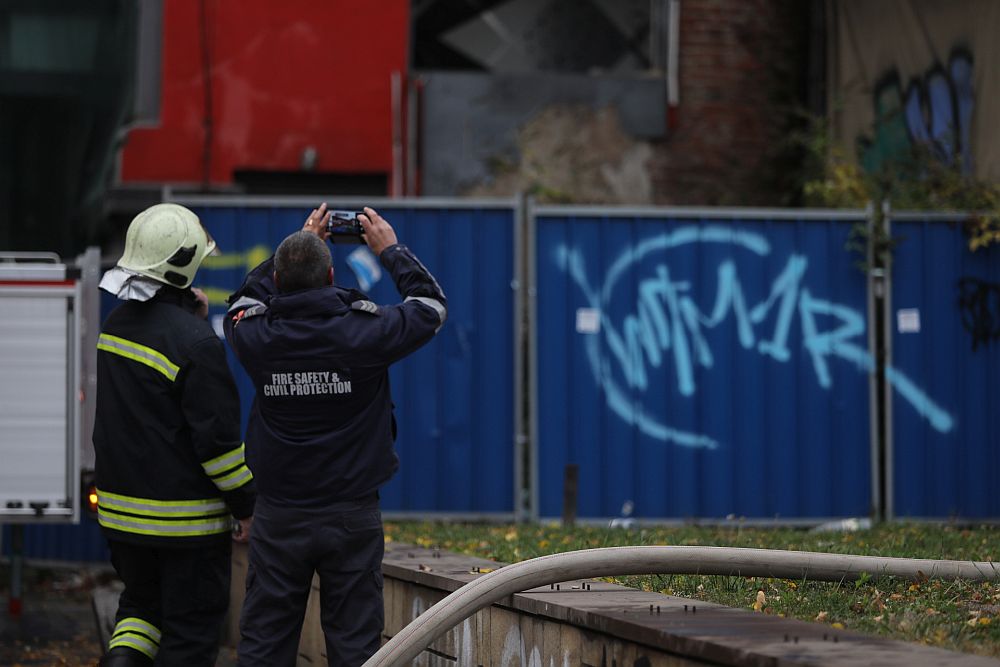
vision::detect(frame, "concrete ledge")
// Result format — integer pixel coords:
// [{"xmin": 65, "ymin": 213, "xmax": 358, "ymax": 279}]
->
[
  {"xmin": 381, "ymin": 542, "xmax": 999, "ymax": 667},
  {"xmin": 222, "ymin": 542, "xmax": 997, "ymax": 666}
]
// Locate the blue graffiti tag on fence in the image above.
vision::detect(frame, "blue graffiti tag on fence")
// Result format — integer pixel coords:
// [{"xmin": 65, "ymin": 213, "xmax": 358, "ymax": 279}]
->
[{"xmin": 555, "ymin": 226, "xmax": 954, "ymax": 448}]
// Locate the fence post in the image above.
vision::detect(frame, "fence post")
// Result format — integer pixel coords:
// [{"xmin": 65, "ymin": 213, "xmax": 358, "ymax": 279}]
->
[
  {"xmin": 524, "ymin": 195, "xmax": 540, "ymax": 523},
  {"xmin": 866, "ymin": 200, "xmax": 893, "ymax": 523},
  {"xmin": 514, "ymin": 192, "xmax": 529, "ymax": 523},
  {"xmin": 881, "ymin": 201, "xmax": 895, "ymax": 521}
]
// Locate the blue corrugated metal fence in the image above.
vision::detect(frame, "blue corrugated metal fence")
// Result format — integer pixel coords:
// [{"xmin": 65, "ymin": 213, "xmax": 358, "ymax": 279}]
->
[
  {"xmin": 888, "ymin": 212, "xmax": 1000, "ymax": 519},
  {"xmin": 190, "ymin": 197, "xmax": 517, "ymax": 516},
  {"xmin": 532, "ymin": 207, "xmax": 875, "ymax": 520},
  {"xmin": 9, "ymin": 200, "xmax": 1000, "ymax": 564}
]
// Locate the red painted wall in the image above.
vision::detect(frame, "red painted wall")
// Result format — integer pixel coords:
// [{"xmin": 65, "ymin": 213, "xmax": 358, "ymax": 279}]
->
[{"xmin": 120, "ymin": 0, "xmax": 409, "ymax": 186}]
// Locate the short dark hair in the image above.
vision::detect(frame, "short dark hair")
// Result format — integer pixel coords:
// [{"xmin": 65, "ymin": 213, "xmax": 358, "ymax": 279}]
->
[{"xmin": 274, "ymin": 232, "xmax": 331, "ymax": 293}]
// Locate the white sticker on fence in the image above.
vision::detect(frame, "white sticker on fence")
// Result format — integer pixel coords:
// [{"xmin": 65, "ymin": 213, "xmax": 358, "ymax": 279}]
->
[
  {"xmin": 575, "ymin": 308, "xmax": 601, "ymax": 334},
  {"xmin": 897, "ymin": 308, "xmax": 921, "ymax": 334}
]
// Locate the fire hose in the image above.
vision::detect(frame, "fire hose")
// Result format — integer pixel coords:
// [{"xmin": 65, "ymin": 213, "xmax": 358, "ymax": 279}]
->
[{"xmin": 363, "ymin": 545, "xmax": 1000, "ymax": 667}]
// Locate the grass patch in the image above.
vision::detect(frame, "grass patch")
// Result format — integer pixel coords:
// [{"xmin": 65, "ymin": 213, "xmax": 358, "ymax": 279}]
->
[{"xmin": 384, "ymin": 521, "xmax": 1000, "ymax": 658}]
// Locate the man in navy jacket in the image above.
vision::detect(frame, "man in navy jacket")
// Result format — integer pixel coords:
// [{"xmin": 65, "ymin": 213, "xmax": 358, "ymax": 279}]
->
[{"xmin": 224, "ymin": 205, "xmax": 447, "ymax": 666}]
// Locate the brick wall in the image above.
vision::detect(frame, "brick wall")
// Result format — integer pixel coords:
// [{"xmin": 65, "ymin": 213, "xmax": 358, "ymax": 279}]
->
[{"xmin": 651, "ymin": 0, "xmax": 809, "ymax": 206}]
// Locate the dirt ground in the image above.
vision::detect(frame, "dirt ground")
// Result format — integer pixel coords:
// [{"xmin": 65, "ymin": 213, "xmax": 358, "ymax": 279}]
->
[{"xmin": 0, "ymin": 563, "xmax": 105, "ymax": 666}]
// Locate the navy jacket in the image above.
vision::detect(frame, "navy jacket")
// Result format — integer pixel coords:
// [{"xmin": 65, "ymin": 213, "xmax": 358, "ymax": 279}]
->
[{"xmin": 224, "ymin": 244, "xmax": 446, "ymax": 508}]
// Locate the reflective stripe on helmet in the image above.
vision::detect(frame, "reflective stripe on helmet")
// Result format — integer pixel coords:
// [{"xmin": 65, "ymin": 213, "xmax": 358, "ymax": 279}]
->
[{"xmin": 97, "ymin": 334, "xmax": 180, "ymax": 382}]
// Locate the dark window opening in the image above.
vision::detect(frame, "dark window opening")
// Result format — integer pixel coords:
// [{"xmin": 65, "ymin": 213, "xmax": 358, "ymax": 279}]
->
[
  {"xmin": 232, "ymin": 170, "xmax": 388, "ymax": 197},
  {"xmin": 413, "ymin": 0, "xmax": 656, "ymax": 73}
]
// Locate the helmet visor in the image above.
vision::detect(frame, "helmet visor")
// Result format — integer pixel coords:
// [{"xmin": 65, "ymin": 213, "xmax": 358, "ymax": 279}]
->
[{"xmin": 201, "ymin": 223, "xmax": 221, "ymax": 257}]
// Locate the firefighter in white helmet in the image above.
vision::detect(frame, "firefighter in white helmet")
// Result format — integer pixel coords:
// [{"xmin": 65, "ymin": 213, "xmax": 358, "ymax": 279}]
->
[{"xmin": 93, "ymin": 203, "xmax": 255, "ymax": 666}]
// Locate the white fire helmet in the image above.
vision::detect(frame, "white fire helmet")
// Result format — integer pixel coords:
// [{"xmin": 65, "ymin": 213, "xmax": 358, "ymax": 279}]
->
[{"xmin": 117, "ymin": 203, "xmax": 217, "ymax": 288}]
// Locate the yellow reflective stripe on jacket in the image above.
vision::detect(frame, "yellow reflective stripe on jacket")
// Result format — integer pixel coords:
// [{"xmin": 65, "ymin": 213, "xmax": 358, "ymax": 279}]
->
[
  {"xmin": 110, "ymin": 616, "xmax": 161, "ymax": 660},
  {"xmin": 97, "ymin": 489, "xmax": 226, "ymax": 517},
  {"xmin": 202, "ymin": 444, "xmax": 246, "ymax": 475},
  {"xmin": 214, "ymin": 465, "xmax": 253, "ymax": 491},
  {"xmin": 202, "ymin": 443, "xmax": 254, "ymax": 492},
  {"xmin": 96, "ymin": 488, "xmax": 231, "ymax": 538},
  {"xmin": 98, "ymin": 509, "xmax": 232, "ymax": 537},
  {"xmin": 97, "ymin": 333, "xmax": 180, "ymax": 381}
]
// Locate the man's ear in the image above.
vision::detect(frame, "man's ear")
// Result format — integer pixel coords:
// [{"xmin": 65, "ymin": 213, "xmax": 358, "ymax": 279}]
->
[
  {"xmin": 327, "ymin": 266, "xmax": 334, "ymax": 285},
  {"xmin": 273, "ymin": 270, "xmax": 280, "ymax": 289}
]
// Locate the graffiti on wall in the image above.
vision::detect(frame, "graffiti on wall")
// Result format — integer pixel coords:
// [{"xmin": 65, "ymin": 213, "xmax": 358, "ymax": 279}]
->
[
  {"xmin": 408, "ymin": 593, "xmax": 655, "ymax": 666},
  {"xmin": 555, "ymin": 226, "xmax": 954, "ymax": 449},
  {"xmin": 958, "ymin": 277, "xmax": 1000, "ymax": 350},
  {"xmin": 861, "ymin": 49, "xmax": 974, "ymax": 175}
]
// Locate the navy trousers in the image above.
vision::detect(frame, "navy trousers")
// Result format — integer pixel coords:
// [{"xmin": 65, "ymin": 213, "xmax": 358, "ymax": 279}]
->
[
  {"xmin": 107, "ymin": 539, "xmax": 230, "ymax": 666},
  {"xmin": 238, "ymin": 496, "xmax": 384, "ymax": 667}
]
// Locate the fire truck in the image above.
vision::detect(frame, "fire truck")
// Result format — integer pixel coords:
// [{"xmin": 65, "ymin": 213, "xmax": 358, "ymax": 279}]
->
[
  {"xmin": 0, "ymin": 250, "xmax": 101, "ymax": 524},
  {"xmin": 0, "ymin": 251, "xmax": 101, "ymax": 611}
]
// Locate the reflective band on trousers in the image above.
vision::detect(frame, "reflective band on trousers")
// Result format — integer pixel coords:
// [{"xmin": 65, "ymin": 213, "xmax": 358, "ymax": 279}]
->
[
  {"xmin": 201, "ymin": 443, "xmax": 254, "ymax": 492},
  {"xmin": 96, "ymin": 488, "xmax": 231, "ymax": 538},
  {"xmin": 110, "ymin": 616, "xmax": 161, "ymax": 660},
  {"xmin": 97, "ymin": 333, "xmax": 180, "ymax": 381}
]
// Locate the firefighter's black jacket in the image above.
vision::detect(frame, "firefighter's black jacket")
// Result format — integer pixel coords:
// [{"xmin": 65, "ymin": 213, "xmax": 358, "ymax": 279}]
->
[
  {"xmin": 224, "ymin": 244, "xmax": 447, "ymax": 508},
  {"xmin": 94, "ymin": 287, "xmax": 255, "ymax": 546}
]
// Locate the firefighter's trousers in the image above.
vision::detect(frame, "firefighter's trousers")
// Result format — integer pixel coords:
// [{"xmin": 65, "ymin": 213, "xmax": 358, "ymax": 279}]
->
[
  {"xmin": 107, "ymin": 539, "xmax": 231, "ymax": 666},
  {"xmin": 238, "ymin": 495, "xmax": 384, "ymax": 667}
]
